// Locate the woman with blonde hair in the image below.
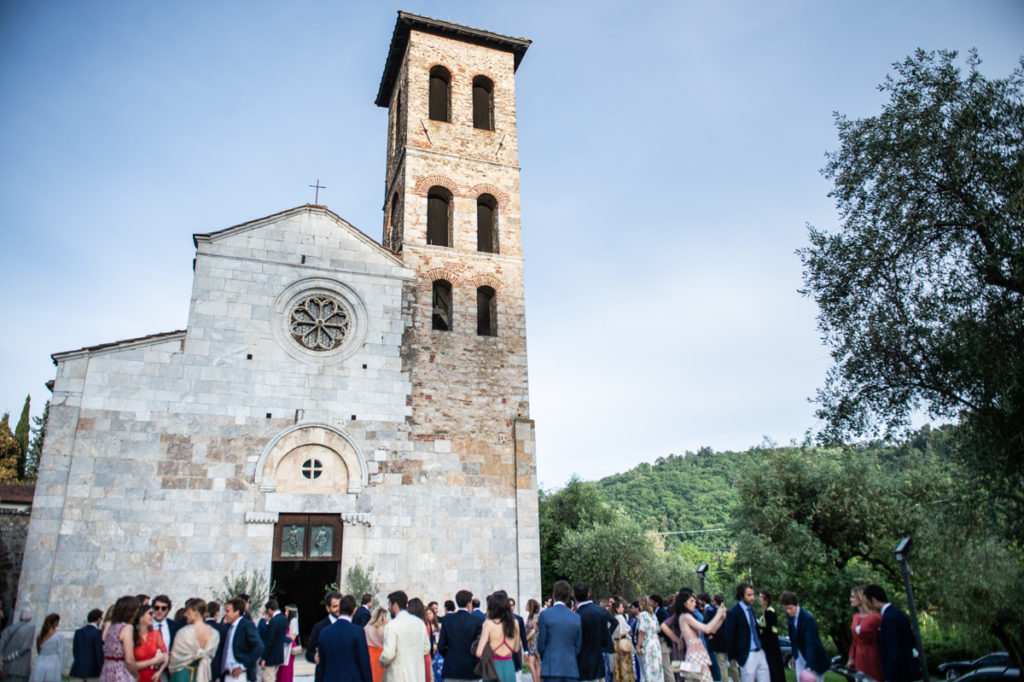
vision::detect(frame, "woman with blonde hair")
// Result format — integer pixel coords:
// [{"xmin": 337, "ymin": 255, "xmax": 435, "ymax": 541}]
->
[
  {"xmin": 365, "ymin": 607, "xmax": 390, "ymax": 682},
  {"xmin": 168, "ymin": 598, "xmax": 220, "ymax": 682},
  {"xmin": 635, "ymin": 597, "xmax": 662, "ymax": 682},
  {"xmin": 846, "ymin": 587, "xmax": 882, "ymax": 682}
]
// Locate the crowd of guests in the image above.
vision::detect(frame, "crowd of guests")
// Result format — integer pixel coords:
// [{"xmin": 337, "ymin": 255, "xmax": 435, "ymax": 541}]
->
[{"xmin": 0, "ymin": 580, "xmax": 919, "ymax": 682}]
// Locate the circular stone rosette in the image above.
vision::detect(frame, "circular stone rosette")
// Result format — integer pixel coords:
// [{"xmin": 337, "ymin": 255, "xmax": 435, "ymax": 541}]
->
[{"xmin": 271, "ymin": 278, "xmax": 367, "ymax": 364}]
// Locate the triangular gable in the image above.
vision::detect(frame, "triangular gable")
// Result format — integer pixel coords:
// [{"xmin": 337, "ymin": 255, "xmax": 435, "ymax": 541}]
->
[{"xmin": 192, "ymin": 204, "xmax": 404, "ymax": 266}]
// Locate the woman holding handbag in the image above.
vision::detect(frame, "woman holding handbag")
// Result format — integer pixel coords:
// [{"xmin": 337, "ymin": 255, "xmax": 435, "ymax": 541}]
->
[{"xmin": 660, "ymin": 590, "xmax": 724, "ymax": 682}]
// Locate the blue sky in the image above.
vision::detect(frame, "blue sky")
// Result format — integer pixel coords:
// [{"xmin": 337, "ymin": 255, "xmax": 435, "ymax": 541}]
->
[{"xmin": 1, "ymin": 1, "xmax": 1021, "ymax": 487}]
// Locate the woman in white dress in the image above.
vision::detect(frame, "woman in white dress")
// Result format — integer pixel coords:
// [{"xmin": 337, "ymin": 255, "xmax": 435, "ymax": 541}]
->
[{"xmin": 29, "ymin": 614, "xmax": 64, "ymax": 682}]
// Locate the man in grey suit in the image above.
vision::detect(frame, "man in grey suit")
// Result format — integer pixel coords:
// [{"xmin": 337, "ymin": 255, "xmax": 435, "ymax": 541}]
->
[
  {"xmin": 537, "ymin": 581, "xmax": 582, "ymax": 682},
  {"xmin": 0, "ymin": 609, "xmax": 36, "ymax": 682}
]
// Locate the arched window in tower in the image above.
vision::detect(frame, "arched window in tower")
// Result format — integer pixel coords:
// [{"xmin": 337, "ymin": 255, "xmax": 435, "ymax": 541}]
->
[
  {"xmin": 432, "ymin": 280, "xmax": 453, "ymax": 331},
  {"xmin": 472, "ymin": 76, "xmax": 494, "ymax": 130},
  {"xmin": 477, "ymin": 194, "xmax": 498, "ymax": 253},
  {"xmin": 477, "ymin": 286, "xmax": 497, "ymax": 337},
  {"xmin": 426, "ymin": 187, "xmax": 452, "ymax": 247},
  {"xmin": 429, "ymin": 66, "xmax": 451, "ymax": 122}
]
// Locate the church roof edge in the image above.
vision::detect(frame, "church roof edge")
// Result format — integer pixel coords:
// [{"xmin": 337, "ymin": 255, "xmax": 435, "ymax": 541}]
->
[
  {"xmin": 375, "ymin": 11, "xmax": 531, "ymax": 107},
  {"xmin": 51, "ymin": 330, "xmax": 187, "ymax": 365},
  {"xmin": 192, "ymin": 204, "xmax": 402, "ymax": 264}
]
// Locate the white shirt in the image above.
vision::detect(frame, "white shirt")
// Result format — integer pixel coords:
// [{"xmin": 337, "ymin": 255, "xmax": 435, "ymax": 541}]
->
[
  {"xmin": 155, "ymin": 618, "xmax": 172, "ymax": 650},
  {"xmin": 223, "ymin": 620, "xmax": 241, "ymax": 674}
]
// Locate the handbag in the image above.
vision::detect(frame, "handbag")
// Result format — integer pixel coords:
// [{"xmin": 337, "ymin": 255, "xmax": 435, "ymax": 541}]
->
[
  {"xmin": 670, "ymin": 660, "xmax": 703, "ymax": 680},
  {"xmin": 471, "ymin": 638, "xmax": 498, "ymax": 681},
  {"xmin": 616, "ymin": 637, "xmax": 634, "ymax": 655}
]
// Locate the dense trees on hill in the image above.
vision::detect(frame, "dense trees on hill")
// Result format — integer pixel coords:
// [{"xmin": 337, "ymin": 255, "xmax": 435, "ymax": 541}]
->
[
  {"xmin": 539, "ymin": 425, "xmax": 1021, "ymax": 664},
  {"xmin": 595, "ymin": 446, "xmax": 755, "ymax": 555}
]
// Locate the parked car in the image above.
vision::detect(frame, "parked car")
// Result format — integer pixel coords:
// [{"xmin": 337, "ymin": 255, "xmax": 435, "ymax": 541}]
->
[
  {"xmin": 940, "ymin": 653, "xmax": 1013, "ymax": 681},
  {"xmin": 779, "ymin": 636, "xmax": 792, "ymax": 668},
  {"xmin": 952, "ymin": 667, "xmax": 1019, "ymax": 682}
]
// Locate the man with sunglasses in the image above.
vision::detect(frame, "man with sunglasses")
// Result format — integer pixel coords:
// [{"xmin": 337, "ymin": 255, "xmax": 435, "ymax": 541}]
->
[{"xmin": 152, "ymin": 596, "xmax": 180, "ymax": 651}]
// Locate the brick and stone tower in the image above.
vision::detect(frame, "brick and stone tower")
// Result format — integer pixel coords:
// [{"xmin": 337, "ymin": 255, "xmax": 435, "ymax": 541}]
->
[{"xmin": 376, "ymin": 13, "xmax": 540, "ymax": 599}]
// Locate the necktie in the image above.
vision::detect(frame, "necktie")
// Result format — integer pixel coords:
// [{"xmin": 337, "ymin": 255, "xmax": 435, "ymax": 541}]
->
[{"xmin": 746, "ymin": 607, "xmax": 761, "ymax": 650}]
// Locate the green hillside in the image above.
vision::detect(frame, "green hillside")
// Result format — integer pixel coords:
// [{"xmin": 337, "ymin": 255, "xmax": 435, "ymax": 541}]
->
[{"xmin": 593, "ymin": 446, "xmax": 758, "ymax": 554}]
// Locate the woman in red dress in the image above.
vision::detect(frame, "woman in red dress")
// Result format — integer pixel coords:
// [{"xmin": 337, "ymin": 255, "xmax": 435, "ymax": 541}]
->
[
  {"xmin": 407, "ymin": 599, "xmax": 434, "ymax": 682},
  {"xmin": 847, "ymin": 587, "xmax": 883, "ymax": 681},
  {"xmin": 133, "ymin": 604, "xmax": 168, "ymax": 682}
]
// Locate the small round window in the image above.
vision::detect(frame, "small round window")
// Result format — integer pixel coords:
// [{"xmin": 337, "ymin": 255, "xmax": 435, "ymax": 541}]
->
[{"xmin": 301, "ymin": 459, "xmax": 324, "ymax": 479}]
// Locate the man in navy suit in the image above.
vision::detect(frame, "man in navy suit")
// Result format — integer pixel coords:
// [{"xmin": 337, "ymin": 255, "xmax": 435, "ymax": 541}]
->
[
  {"xmin": 864, "ymin": 585, "xmax": 917, "ymax": 682},
  {"xmin": 537, "ymin": 580, "xmax": 582, "ymax": 682},
  {"xmin": 307, "ymin": 592, "xmax": 343, "ymax": 682},
  {"xmin": 319, "ymin": 595, "xmax": 372, "ymax": 682},
  {"xmin": 723, "ymin": 582, "xmax": 769, "ymax": 682},
  {"xmin": 152, "ymin": 596, "xmax": 180, "ymax": 651},
  {"xmin": 69, "ymin": 608, "xmax": 104, "ymax": 682},
  {"xmin": 352, "ymin": 595, "xmax": 373, "ymax": 628},
  {"xmin": 152, "ymin": 594, "xmax": 181, "ymax": 682},
  {"xmin": 438, "ymin": 590, "xmax": 482, "ymax": 682},
  {"xmin": 779, "ymin": 592, "xmax": 828, "ymax": 682},
  {"xmin": 215, "ymin": 598, "xmax": 265, "ymax": 682},
  {"xmin": 260, "ymin": 600, "xmax": 289, "ymax": 682},
  {"xmin": 574, "ymin": 582, "xmax": 614, "ymax": 682}
]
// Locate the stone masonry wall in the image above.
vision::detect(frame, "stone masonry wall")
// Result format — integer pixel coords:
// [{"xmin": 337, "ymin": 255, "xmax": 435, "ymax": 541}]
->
[
  {"xmin": 0, "ymin": 510, "xmax": 30, "ymax": 608},
  {"xmin": 387, "ymin": 27, "xmax": 540, "ymax": 601}
]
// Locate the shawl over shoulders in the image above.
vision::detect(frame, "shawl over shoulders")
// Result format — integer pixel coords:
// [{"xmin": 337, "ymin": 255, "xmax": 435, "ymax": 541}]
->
[{"xmin": 169, "ymin": 624, "xmax": 221, "ymax": 682}]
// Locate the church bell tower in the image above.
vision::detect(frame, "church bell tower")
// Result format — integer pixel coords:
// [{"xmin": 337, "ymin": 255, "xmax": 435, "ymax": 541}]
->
[{"xmin": 375, "ymin": 13, "xmax": 539, "ymax": 600}]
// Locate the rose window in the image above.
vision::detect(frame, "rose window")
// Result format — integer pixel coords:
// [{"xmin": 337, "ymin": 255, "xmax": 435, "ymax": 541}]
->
[{"xmin": 289, "ymin": 295, "xmax": 351, "ymax": 351}]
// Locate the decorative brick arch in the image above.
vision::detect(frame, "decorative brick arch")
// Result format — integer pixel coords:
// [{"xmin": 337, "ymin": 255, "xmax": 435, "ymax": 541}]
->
[
  {"xmin": 425, "ymin": 268, "xmax": 463, "ymax": 286},
  {"xmin": 413, "ymin": 175, "xmax": 460, "ymax": 197},
  {"xmin": 427, "ymin": 62, "xmax": 455, "ymax": 82},
  {"xmin": 470, "ymin": 274, "xmax": 504, "ymax": 291},
  {"xmin": 468, "ymin": 183, "xmax": 510, "ymax": 209}
]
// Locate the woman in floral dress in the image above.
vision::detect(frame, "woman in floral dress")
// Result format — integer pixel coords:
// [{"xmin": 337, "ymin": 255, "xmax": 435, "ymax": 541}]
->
[
  {"xmin": 636, "ymin": 597, "xmax": 662, "ymax": 682},
  {"xmin": 525, "ymin": 600, "xmax": 541, "ymax": 682},
  {"xmin": 102, "ymin": 596, "xmax": 153, "ymax": 682},
  {"xmin": 660, "ymin": 590, "xmax": 724, "ymax": 682}
]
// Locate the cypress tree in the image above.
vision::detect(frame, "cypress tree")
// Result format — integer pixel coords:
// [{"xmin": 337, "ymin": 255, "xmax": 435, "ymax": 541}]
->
[{"xmin": 13, "ymin": 395, "xmax": 30, "ymax": 480}]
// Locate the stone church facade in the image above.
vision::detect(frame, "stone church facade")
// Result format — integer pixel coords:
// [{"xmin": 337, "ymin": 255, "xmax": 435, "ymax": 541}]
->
[{"xmin": 19, "ymin": 12, "xmax": 540, "ymax": 627}]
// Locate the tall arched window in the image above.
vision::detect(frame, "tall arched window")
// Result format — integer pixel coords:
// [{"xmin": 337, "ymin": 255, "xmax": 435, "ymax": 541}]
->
[
  {"xmin": 387, "ymin": 193, "xmax": 400, "ymax": 249},
  {"xmin": 477, "ymin": 286, "xmax": 496, "ymax": 336},
  {"xmin": 472, "ymin": 76, "xmax": 494, "ymax": 130},
  {"xmin": 433, "ymin": 280, "xmax": 453, "ymax": 331},
  {"xmin": 426, "ymin": 187, "xmax": 452, "ymax": 247},
  {"xmin": 429, "ymin": 66, "xmax": 451, "ymax": 122},
  {"xmin": 477, "ymin": 194, "xmax": 497, "ymax": 253}
]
